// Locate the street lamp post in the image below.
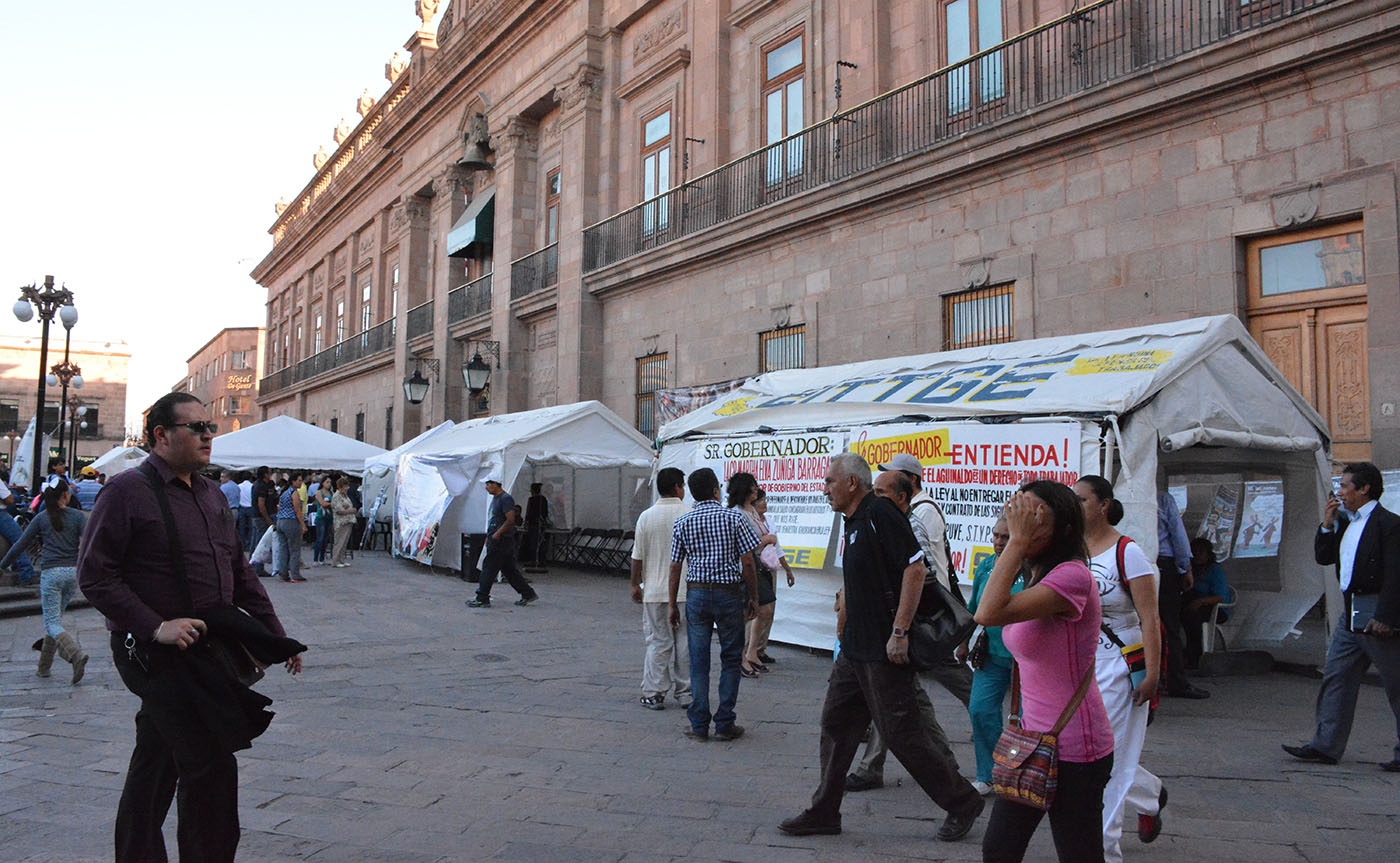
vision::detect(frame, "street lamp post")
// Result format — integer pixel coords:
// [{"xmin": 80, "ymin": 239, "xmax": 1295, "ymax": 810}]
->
[
  {"xmin": 49, "ymin": 324, "xmax": 84, "ymax": 468},
  {"xmin": 13, "ymin": 276, "xmax": 76, "ymax": 492},
  {"xmin": 65, "ymin": 400, "xmax": 88, "ymax": 475}
]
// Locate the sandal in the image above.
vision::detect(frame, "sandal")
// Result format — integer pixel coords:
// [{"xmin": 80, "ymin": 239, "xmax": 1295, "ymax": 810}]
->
[
  {"xmin": 639, "ymin": 695, "xmax": 665, "ymax": 710},
  {"xmin": 758, "ymin": 651, "xmax": 776, "ymax": 665},
  {"xmin": 740, "ymin": 663, "xmax": 760, "ymax": 678}
]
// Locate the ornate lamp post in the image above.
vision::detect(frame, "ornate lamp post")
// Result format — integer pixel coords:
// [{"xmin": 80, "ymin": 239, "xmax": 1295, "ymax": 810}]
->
[
  {"xmin": 48, "ymin": 323, "xmax": 84, "ymax": 467},
  {"xmin": 13, "ymin": 276, "xmax": 76, "ymax": 491},
  {"xmin": 64, "ymin": 399, "xmax": 88, "ymax": 475}
]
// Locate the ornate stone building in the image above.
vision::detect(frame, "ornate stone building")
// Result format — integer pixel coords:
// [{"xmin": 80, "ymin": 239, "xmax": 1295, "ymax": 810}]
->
[
  {"xmin": 0, "ymin": 335, "xmax": 129, "ymax": 468},
  {"xmin": 252, "ymin": 0, "xmax": 1400, "ymax": 463},
  {"xmin": 172, "ymin": 327, "xmax": 265, "ymax": 437}
]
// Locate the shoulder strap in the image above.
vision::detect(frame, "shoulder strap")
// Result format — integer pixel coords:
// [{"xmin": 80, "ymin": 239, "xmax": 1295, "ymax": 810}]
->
[
  {"xmin": 139, "ymin": 463, "xmax": 194, "ymax": 615},
  {"xmin": 1115, "ymin": 535, "xmax": 1131, "ymax": 590},
  {"xmin": 1009, "ymin": 658, "xmax": 1096, "ymax": 736}
]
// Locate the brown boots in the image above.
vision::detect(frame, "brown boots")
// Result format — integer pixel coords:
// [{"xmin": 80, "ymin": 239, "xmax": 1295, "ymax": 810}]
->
[
  {"xmin": 36, "ymin": 636, "xmax": 56, "ymax": 678},
  {"xmin": 53, "ymin": 632, "xmax": 87, "ymax": 684}
]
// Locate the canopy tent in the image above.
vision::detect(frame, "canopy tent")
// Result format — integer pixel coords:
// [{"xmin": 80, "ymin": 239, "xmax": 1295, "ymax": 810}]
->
[
  {"xmin": 360, "ymin": 420, "xmax": 457, "ymax": 523},
  {"xmin": 211, "ymin": 415, "xmax": 386, "ymax": 475},
  {"xmin": 89, "ymin": 445, "xmax": 148, "ymax": 477},
  {"xmin": 659, "ymin": 315, "xmax": 1333, "ymax": 652},
  {"xmin": 394, "ymin": 401, "xmax": 655, "ymax": 569}
]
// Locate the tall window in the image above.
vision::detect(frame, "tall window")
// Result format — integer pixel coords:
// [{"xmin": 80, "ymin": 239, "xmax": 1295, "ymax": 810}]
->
[
  {"xmin": 231, "ymin": 351, "xmax": 249, "ymax": 370},
  {"xmin": 0, "ymin": 399, "xmax": 18, "ymax": 434},
  {"xmin": 763, "ymin": 31, "xmax": 804, "ymax": 183},
  {"xmin": 336, "ymin": 299, "xmax": 345, "ymax": 344},
  {"xmin": 228, "ymin": 396, "xmax": 244, "ymax": 415},
  {"xmin": 42, "ymin": 404, "xmax": 60, "ymax": 432},
  {"xmin": 330, "ymin": 417, "xmax": 338, "ymax": 435},
  {"xmin": 759, "ymin": 323, "xmax": 805, "ymax": 372},
  {"xmin": 391, "ymin": 265, "xmax": 400, "ymax": 335},
  {"xmin": 79, "ymin": 406, "xmax": 100, "ymax": 438},
  {"xmin": 641, "ymin": 109, "xmax": 672, "ymax": 234},
  {"xmin": 313, "ymin": 314, "xmax": 323, "ymax": 354},
  {"xmin": 361, "ymin": 276, "xmax": 373, "ymax": 333},
  {"xmin": 636, "ymin": 353, "xmax": 669, "ymax": 440},
  {"xmin": 385, "ymin": 406, "xmax": 394, "ymax": 448},
  {"xmin": 945, "ymin": 0, "xmax": 1004, "ymax": 113},
  {"xmin": 355, "ymin": 411, "xmax": 365, "ymax": 442},
  {"xmin": 544, "ymin": 169, "xmax": 561, "ymax": 245},
  {"xmin": 943, "ymin": 283, "xmax": 1014, "ymax": 349}
]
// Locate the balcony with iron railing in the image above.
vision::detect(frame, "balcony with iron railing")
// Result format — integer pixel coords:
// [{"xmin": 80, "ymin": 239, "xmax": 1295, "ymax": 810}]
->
[
  {"xmin": 258, "ymin": 318, "xmax": 395, "ymax": 398},
  {"xmin": 406, "ymin": 300, "xmax": 434, "ymax": 341},
  {"xmin": 448, "ymin": 272, "xmax": 493, "ymax": 323},
  {"xmin": 510, "ymin": 243, "xmax": 558, "ymax": 300},
  {"xmin": 583, "ymin": 0, "xmax": 1334, "ymax": 273}
]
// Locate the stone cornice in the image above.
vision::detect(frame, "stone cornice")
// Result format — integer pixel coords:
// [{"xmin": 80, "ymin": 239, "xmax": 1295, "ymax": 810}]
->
[{"xmin": 615, "ymin": 47, "xmax": 690, "ymax": 100}]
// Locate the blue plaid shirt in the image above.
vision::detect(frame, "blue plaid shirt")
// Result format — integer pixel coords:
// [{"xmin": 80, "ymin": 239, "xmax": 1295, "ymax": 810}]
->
[{"xmin": 670, "ymin": 500, "xmax": 762, "ymax": 585}]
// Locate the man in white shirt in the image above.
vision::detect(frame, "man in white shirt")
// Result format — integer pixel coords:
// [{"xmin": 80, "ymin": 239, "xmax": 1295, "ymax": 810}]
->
[
  {"xmin": 1285, "ymin": 462, "xmax": 1400, "ymax": 771},
  {"xmin": 630, "ymin": 468, "xmax": 691, "ymax": 710},
  {"xmin": 236, "ymin": 472, "xmax": 256, "ymax": 556},
  {"xmin": 879, "ymin": 453, "xmax": 956, "ymax": 592}
]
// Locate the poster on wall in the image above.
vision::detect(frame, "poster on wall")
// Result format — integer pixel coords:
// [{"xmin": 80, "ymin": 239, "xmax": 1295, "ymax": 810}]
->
[
  {"xmin": 395, "ymin": 458, "xmax": 452, "ymax": 565},
  {"xmin": 1197, "ymin": 483, "xmax": 1240, "ymax": 562},
  {"xmin": 849, "ymin": 422, "xmax": 1082, "ymax": 579},
  {"xmin": 692, "ymin": 432, "xmax": 843, "ymax": 569},
  {"xmin": 1234, "ymin": 481, "xmax": 1284, "ymax": 558}
]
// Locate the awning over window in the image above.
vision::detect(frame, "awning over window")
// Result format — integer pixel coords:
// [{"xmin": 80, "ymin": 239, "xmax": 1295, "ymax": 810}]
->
[{"xmin": 447, "ymin": 189, "xmax": 494, "ymax": 258}]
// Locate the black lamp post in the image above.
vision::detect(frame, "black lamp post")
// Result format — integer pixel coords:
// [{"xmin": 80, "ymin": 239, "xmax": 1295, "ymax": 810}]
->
[
  {"xmin": 49, "ymin": 325, "xmax": 84, "ymax": 467},
  {"xmin": 403, "ymin": 359, "xmax": 438, "ymax": 406},
  {"xmin": 13, "ymin": 276, "xmax": 76, "ymax": 492},
  {"xmin": 461, "ymin": 340, "xmax": 500, "ymax": 419}
]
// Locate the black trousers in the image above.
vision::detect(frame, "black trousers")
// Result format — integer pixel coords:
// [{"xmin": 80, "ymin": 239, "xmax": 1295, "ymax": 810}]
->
[
  {"xmin": 111, "ymin": 634, "xmax": 240, "ymax": 863},
  {"xmin": 476, "ymin": 534, "xmax": 536, "ymax": 601},
  {"xmin": 810, "ymin": 653, "xmax": 980, "ymax": 819},
  {"xmin": 1157, "ymin": 556, "xmax": 1191, "ymax": 693},
  {"xmin": 983, "ymin": 753, "xmax": 1114, "ymax": 863}
]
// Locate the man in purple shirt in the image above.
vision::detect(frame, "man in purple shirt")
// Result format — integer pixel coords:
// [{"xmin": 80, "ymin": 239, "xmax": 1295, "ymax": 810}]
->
[{"xmin": 78, "ymin": 393, "xmax": 303, "ymax": 863}]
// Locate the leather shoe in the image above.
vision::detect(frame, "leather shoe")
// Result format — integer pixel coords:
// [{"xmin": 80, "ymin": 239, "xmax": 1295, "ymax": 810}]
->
[
  {"xmin": 844, "ymin": 773, "xmax": 883, "ymax": 792},
  {"xmin": 1379, "ymin": 759, "xmax": 1400, "ymax": 772},
  {"xmin": 937, "ymin": 794, "xmax": 984, "ymax": 841},
  {"xmin": 713, "ymin": 724, "xmax": 745, "ymax": 741},
  {"xmin": 1167, "ymin": 684, "xmax": 1210, "ymax": 699},
  {"xmin": 1282, "ymin": 744, "xmax": 1338, "ymax": 765},
  {"xmin": 778, "ymin": 810, "xmax": 841, "ymax": 836}
]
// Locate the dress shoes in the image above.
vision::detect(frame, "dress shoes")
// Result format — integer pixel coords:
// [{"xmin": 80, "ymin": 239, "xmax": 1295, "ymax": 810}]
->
[
  {"xmin": 936, "ymin": 794, "xmax": 985, "ymax": 841},
  {"xmin": 1166, "ymin": 684, "xmax": 1210, "ymax": 699},
  {"xmin": 778, "ymin": 810, "xmax": 841, "ymax": 836},
  {"xmin": 844, "ymin": 773, "xmax": 883, "ymax": 792},
  {"xmin": 1282, "ymin": 744, "xmax": 1338, "ymax": 765},
  {"xmin": 713, "ymin": 725, "xmax": 745, "ymax": 741},
  {"xmin": 1380, "ymin": 759, "xmax": 1400, "ymax": 772}
]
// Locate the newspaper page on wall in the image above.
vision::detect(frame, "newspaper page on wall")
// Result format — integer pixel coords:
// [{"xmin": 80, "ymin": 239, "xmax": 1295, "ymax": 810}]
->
[
  {"xmin": 848, "ymin": 421, "xmax": 1082, "ymax": 579},
  {"xmin": 1235, "ymin": 481, "xmax": 1284, "ymax": 558},
  {"xmin": 1198, "ymin": 483, "xmax": 1241, "ymax": 562}
]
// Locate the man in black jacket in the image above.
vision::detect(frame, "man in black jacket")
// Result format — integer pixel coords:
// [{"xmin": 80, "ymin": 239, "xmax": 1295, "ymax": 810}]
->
[{"xmin": 1284, "ymin": 461, "xmax": 1400, "ymax": 771}]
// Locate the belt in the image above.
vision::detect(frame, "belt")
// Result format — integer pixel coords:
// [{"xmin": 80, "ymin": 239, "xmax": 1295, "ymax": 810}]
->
[{"xmin": 686, "ymin": 580, "xmax": 745, "ymax": 594}]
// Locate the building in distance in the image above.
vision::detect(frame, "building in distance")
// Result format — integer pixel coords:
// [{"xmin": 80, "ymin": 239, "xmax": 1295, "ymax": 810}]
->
[
  {"xmin": 0, "ymin": 335, "xmax": 130, "ymax": 470},
  {"xmin": 173, "ymin": 327, "xmax": 264, "ymax": 436}
]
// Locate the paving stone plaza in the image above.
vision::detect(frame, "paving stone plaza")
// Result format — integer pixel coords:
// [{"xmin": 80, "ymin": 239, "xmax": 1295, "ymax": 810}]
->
[{"xmin": 1, "ymin": 555, "xmax": 1395, "ymax": 862}]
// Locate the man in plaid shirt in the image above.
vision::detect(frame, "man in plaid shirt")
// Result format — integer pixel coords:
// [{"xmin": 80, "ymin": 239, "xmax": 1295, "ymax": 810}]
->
[{"xmin": 668, "ymin": 468, "xmax": 761, "ymax": 741}]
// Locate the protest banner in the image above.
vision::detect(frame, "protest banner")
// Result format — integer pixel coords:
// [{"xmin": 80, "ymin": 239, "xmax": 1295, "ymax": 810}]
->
[{"xmin": 848, "ymin": 422, "xmax": 1081, "ymax": 579}]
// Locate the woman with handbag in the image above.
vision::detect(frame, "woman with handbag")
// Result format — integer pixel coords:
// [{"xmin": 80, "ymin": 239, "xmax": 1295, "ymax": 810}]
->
[
  {"xmin": 1, "ymin": 479, "xmax": 89, "ymax": 683},
  {"xmin": 959, "ymin": 512, "xmax": 1022, "ymax": 796},
  {"xmin": 1075, "ymin": 475, "xmax": 1167, "ymax": 856},
  {"xmin": 749, "ymin": 488, "xmax": 795, "ymax": 667},
  {"xmin": 974, "ymin": 481, "xmax": 1114, "ymax": 863},
  {"xmin": 725, "ymin": 473, "xmax": 778, "ymax": 678}
]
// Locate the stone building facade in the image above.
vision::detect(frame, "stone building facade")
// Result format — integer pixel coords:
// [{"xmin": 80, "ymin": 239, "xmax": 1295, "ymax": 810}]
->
[
  {"xmin": 174, "ymin": 327, "xmax": 265, "ymax": 436},
  {"xmin": 252, "ymin": 0, "xmax": 1400, "ymax": 464},
  {"xmin": 0, "ymin": 334, "xmax": 130, "ymax": 468}
]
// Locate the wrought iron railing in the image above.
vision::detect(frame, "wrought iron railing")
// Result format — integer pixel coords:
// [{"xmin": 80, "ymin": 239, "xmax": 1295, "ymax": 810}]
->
[
  {"xmin": 510, "ymin": 243, "xmax": 558, "ymax": 300},
  {"xmin": 448, "ymin": 272, "xmax": 493, "ymax": 322},
  {"xmin": 257, "ymin": 319, "xmax": 394, "ymax": 397},
  {"xmin": 406, "ymin": 300, "xmax": 434, "ymax": 340},
  {"xmin": 583, "ymin": 0, "xmax": 1332, "ymax": 272}
]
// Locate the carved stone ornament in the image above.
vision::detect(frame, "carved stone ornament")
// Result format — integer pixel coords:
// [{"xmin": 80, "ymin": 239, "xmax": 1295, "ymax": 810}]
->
[
  {"xmin": 390, "ymin": 205, "xmax": 408, "ymax": 233},
  {"xmin": 416, "ymin": 0, "xmax": 440, "ymax": 28},
  {"xmin": 1271, "ymin": 182, "xmax": 1321, "ymax": 227},
  {"xmin": 313, "ymin": 146, "xmax": 329, "ymax": 170},
  {"xmin": 333, "ymin": 117, "xmax": 352, "ymax": 145},
  {"xmin": 357, "ymin": 88, "xmax": 377, "ymax": 117},
  {"xmin": 274, "ymin": 197, "xmax": 289, "ymax": 215},
  {"xmin": 635, "ymin": 6, "xmax": 687, "ymax": 64},
  {"xmin": 770, "ymin": 304, "xmax": 793, "ymax": 329},
  {"xmin": 432, "ymin": 167, "xmax": 468, "ymax": 199},
  {"xmin": 386, "ymin": 49, "xmax": 410, "ymax": 82},
  {"xmin": 489, "ymin": 116, "xmax": 538, "ymax": 157},
  {"xmin": 641, "ymin": 334, "xmax": 662, "ymax": 356},
  {"xmin": 558, "ymin": 63, "xmax": 603, "ymax": 112},
  {"xmin": 403, "ymin": 196, "xmax": 432, "ymax": 226},
  {"xmin": 961, "ymin": 257, "xmax": 993, "ymax": 289}
]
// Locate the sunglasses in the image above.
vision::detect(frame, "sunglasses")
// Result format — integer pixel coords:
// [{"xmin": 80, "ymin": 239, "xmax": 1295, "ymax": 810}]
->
[{"xmin": 167, "ymin": 421, "xmax": 219, "ymax": 435}]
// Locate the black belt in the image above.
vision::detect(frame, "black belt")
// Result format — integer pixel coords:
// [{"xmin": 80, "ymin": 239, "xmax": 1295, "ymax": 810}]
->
[{"xmin": 686, "ymin": 581, "xmax": 744, "ymax": 594}]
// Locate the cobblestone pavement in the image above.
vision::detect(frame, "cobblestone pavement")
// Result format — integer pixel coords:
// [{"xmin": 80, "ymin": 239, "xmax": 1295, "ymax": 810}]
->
[{"xmin": 1, "ymin": 553, "xmax": 1396, "ymax": 862}]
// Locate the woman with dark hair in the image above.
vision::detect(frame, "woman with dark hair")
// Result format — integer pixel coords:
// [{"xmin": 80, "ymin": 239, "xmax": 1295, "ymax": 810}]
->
[
  {"xmin": 975, "ymin": 480, "xmax": 1114, "ymax": 863},
  {"xmin": 725, "ymin": 472, "xmax": 778, "ymax": 677},
  {"xmin": 276, "ymin": 473, "xmax": 308, "ymax": 582},
  {"xmin": 1074, "ymin": 475, "xmax": 1167, "ymax": 856},
  {"xmin": 312, "ymin": 476, "xmax": 334, "ymax": 565},
  {"xmin": 1, "ymin": 478, "xmax": 89, "ymax": 682}
]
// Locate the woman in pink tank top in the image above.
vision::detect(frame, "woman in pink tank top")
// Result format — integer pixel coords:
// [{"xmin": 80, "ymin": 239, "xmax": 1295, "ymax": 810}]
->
[{"xmin": 974, "ymin": 480, "xmax": 1115, "ymax": 863}]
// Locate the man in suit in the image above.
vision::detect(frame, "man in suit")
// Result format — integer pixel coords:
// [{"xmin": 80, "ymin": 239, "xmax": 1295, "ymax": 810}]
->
[{"xmin": 1284, "ymin": 461, "xmax": 1400, "ymax": 771}]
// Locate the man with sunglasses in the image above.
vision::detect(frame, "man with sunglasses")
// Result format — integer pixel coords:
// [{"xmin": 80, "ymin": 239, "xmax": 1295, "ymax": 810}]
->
[{"xmin": 78, "ymin": 393, "xmax": 303, "ymax": 862}]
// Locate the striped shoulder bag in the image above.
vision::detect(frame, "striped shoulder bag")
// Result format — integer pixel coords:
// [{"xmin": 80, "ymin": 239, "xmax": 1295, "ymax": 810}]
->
[{"xmin": 991, "ymin": 658, "xmax": 1096, "ymax": 811}]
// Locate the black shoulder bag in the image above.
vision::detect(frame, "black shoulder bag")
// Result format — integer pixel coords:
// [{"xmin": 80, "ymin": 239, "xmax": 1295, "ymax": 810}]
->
[{"xmin": 870, "ymin": 509, "xmax": 976, "ymax": 670}]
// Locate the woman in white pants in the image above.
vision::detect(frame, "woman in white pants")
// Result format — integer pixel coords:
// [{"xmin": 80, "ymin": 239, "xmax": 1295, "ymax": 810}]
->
[{"xmin": 1076, "ymin": 475, "xmax": 1166, "ymax": 862}]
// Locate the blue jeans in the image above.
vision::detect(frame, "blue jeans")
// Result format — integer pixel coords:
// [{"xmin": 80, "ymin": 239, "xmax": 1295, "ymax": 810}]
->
[
  {"xmin": 969, "ymin": 654, "xmax": 1014, "ymax": 783},
  {"xmin": 313, "ymin": 517, "xmax": 330, "ymax": 562},
  {"xmin": 236, "ymin": 507, "xmax": 256, "ymax": 556},
  {"xmin": 276, "ymin": 518, "xmax": 302, "ymax": 578},
  {"xmin": 40, "ymin": 566, "xmax": 79, "ymax": 638},
  {"xmin": 0, "ymin": 511, "xmax": 37, "ymax": 583},
  {"xmin": 685, "ymin": 587, "xmax": 746, "ymax": 734}
]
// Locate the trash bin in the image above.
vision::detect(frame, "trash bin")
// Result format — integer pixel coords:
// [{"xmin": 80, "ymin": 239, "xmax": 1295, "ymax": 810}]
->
[{"xmin": 460, "ymin": 532, "xmax": 487, "ymax": 582}]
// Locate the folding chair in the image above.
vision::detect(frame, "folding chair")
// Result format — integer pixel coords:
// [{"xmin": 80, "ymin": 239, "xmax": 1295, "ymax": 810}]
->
[{"xmin": 1202, "ymin": 585, "xmax": 1238, "ymax": 653}]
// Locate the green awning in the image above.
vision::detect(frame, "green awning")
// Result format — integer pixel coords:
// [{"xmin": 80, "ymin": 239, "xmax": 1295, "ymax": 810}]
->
[{"xmin": 447, "ymin": 189, "xmax": 494, "ymax": 258}]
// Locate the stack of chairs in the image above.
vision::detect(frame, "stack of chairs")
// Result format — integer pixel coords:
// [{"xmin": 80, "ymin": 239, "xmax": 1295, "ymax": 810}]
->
[{"xmin": 551, "ymin": 528, "xmax": 635, "ymax": 573}]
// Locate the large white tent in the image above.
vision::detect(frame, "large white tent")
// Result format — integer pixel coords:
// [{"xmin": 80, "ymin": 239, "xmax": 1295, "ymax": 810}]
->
[
  {"xmin": 660, "ymin": 315, "xmax": 1333, "ymax": 652},
  {"xmin": 394, "ymin": 401, "xmax": 655, "ymax": 569},
  {"xmin": 360, "ymin": 420, "xmax": 457, "ymax": 523},
  {"xmin": 211, "ymin": 415, "xmax": 386, "ymax": 474},
  {"xmin": 90, "ymin": 445, "xmax": 148, "ymax": 477}
]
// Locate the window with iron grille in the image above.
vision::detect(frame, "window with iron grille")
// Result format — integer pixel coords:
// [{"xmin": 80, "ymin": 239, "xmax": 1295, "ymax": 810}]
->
[
  {"xmin": 329, "ymin": 417, "xmax": 338, "ymax": 435},
  {"xmin": 355, "ymin": 412, "xmax": 365, "ymax": 442},
  {"xmin": 759, "ymin": 323, "xmax": 805, "ymax": 373},
  {"xmin": 943, "ymin": 283, "xmax": 1014, "ymax": 350},
  {"xmin": 0, "ymin": 400, "xmax": 18, "ymax": 434},
  {"xmin": 636, "ymin": 353, "xmax": 669, "ymax": 440}
]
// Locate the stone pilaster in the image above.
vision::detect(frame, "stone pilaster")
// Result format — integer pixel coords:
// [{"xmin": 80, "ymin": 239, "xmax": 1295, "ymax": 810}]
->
[
  {"xmin": 431, "ymin": 166, "xmax": 471, "ymax": 422},
  {"xmin": 392, "ymin": 194, "xmax": 433, "ymax": 442},
  {"xmin": 488, "ymin": 115, "xmax": 540, "ymax": 414}
]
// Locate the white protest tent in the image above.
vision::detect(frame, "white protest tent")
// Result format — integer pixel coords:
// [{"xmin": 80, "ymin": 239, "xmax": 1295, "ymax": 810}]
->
[
  {"xmin": 360, "ymin": 420, "xmax": 457, "ymax": 523},
  {"xmin": 394, "ymin": 401, "xmax": 655, "ymax": 569},
  {"xmin": 660, "ymin": 315, "xmax": 1332, "ymax": 652},
  {"xmin": 210, "ymin": 415, "xmax": 386, "ymax": 474},
  {"xmin": 89, "ymin": 445, "xmax": 148, "ymax": 477}
]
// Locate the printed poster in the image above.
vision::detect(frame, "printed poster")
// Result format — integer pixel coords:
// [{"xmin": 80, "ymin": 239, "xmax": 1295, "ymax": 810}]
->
[
  {"xmin": 694, "ymin": 432, "xmax": 843, "ymax": 569},
  {"xmin": 849, "ymin": 422, "xmax": 1082, "ymax": 579},
  {"xmin": 1197, "ymin": 483, "xmax": 1240, "ymax": 562},
  {"xmin": 1235, "ymin": 481, "xmax": 1283, "ymax": 558}
]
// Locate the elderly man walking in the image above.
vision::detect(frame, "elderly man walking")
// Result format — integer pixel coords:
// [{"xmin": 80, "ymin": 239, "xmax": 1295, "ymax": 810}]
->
[
  {"xmin": 630, "ymin": 467, "xmax": 692, "ymax": 710},
  {"xmin": 780, "ymin": 453, "xmax": 983, "ymax": 841},
  {"xmin": 668, "ymin": 468, "xmax": 761, "ymax": 741},
  {"xmin": 78, "ymin": 393, "xmax": 304, "ymax": 863}
]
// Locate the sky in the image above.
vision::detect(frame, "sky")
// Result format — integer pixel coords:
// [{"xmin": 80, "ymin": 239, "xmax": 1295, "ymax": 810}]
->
[{"xmin": 0, "ymin": 1, "xmax": 429, "ymax": 435}]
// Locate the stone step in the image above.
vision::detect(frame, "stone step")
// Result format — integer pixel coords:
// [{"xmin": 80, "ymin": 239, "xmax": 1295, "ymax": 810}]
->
[{"xmin": 0, "ymin": 585, "xmax": 91, "ymax": 619}]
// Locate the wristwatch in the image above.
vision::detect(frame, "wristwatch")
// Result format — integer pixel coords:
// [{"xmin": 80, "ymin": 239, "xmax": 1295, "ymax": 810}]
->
[{"xmin": 892, "ymin": 626, "xmax": 907, "ymax": 638}]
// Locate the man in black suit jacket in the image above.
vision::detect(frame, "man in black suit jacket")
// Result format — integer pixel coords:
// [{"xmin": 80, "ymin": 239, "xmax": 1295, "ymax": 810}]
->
[{"xmin": 1284, "ymin": 461, "xmax": 1400, "ymax": 771}]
